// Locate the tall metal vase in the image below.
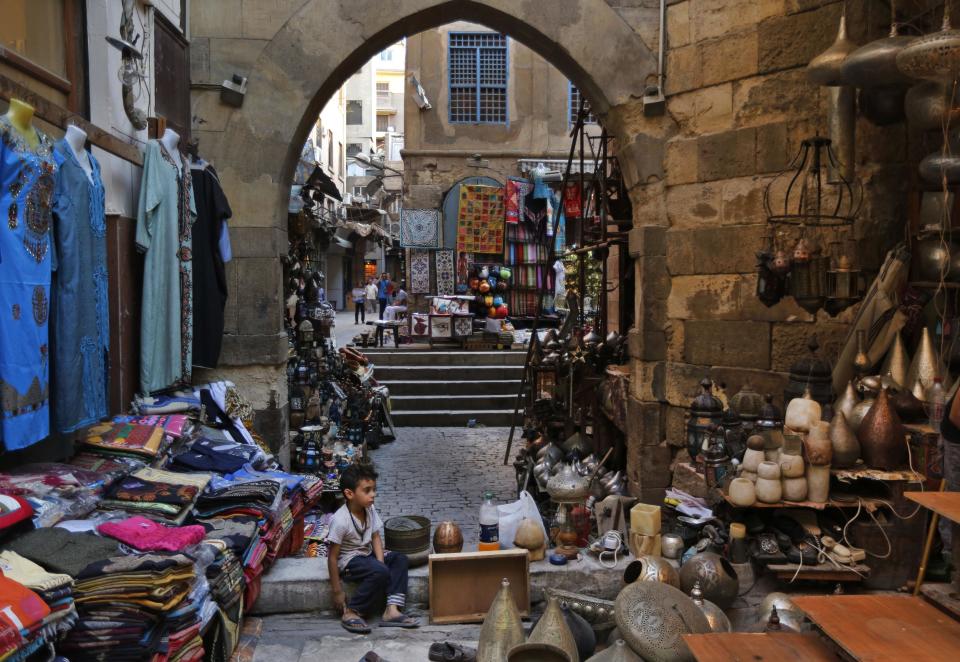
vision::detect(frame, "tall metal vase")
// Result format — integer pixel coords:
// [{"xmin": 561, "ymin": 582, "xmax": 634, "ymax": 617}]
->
[{"xmin": 478, "ymin": 578, "xmax": 525, "ymax": 662}]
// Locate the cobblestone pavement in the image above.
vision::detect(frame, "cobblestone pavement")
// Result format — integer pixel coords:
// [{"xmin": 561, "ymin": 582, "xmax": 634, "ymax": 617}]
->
[{"xmin": 369, "ymin": 426, "xmax": 518, "ymax": 548}]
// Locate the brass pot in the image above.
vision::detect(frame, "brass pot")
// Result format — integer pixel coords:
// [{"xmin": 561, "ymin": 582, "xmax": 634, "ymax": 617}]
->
[
  {"xmin": 527, "ymin": 596, "xmax": 580, "ymax": 662},
  {"xmin": 547, "ymin": 464, "xmax": 591, "ymax": 503},
  {"xmin": 857, "ymin": 387, "xmax": 907, "ymax": 470},
  {"xmin": 477, "ymin": 579, "xmax": 525, "ymax": 662},
  {"xmin": 905, "ymin": 81, "xmax": 960, "ymax": 130},
  {"xmin": 614, "ymin": 581, "xmax": 710, "ymax": 662},
  {"xmin": 433, "ymin": 521, "xmax": 464, "ymax": 554},
  {"xmin": 678, "ymin": 552, "xmax": 739, "ymax": 610},
  {"xmin": 623, "ymin": 554, "xmax": 680, "ymax": 587}
]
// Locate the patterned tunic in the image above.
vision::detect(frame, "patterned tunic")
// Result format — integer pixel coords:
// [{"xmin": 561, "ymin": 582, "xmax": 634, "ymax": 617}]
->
[
  {"xmin": 51, "ymin": 140, "xmax": 109, "ymax": 433},
  {"xmin": 136, "ymin": 140, "xmax": 196, "ymax": 394},
  {"xmin": 0, "ymin": 116, "xmax": 56, "ymax": 450}
]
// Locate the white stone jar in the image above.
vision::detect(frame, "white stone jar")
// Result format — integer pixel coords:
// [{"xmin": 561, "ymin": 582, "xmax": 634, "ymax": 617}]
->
[
  {"xmin": 807, "ymin": 463, "xmax": 831, "ymax": 503},
  {"xmin": 782, "ymin": 476, "xmax": 808, "ymax": 502},
  {"xmin": 728, "ymin": 477, "xmax": 757, "ymax": 507},
  {"xmin": 756, "ymin": 461, "xmax": 782, "ymax": 503}
]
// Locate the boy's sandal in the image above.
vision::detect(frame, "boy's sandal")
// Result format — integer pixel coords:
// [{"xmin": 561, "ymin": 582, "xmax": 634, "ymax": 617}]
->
[
  {"xmin": 379, "ymin": 614, "xmax": 419, "ymax": 628},
  {"xmin": 342, "ymin": 618, "xmax": 371, "ymax": 634}
]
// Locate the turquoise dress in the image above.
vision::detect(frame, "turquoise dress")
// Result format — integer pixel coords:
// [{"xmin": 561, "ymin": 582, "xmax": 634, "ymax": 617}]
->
[
  {"xmin": 51, "ymin": 140, "xmax": 109, "ymax": 432},
  {"xmin": 136, "ymin": 140, "xmax": 196, "ymax": 395},
  {"xmin": 0, "ymin": 116, "xmax": 56, "ymax": 450}
]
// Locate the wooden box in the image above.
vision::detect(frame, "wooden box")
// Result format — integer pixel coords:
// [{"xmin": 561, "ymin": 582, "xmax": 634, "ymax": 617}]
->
[{"xmin": 428, "ymin": 549, "xmax": 530, "ymax": 624}]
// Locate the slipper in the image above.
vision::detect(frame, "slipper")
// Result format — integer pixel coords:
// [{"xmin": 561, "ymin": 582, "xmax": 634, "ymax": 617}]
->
[
  {"xmin": 342, "ymin": 618, "xmax": 371, "ymax": 634},
  {"xmin": 379, "ymin": 614, "xmax": 419, "ymax": 629},
  {"xmin": 429, "ymin": 642, "xmax": 478, "ymax": 662}
]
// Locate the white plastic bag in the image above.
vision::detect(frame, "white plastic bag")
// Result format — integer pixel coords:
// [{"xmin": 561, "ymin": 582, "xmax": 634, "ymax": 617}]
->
[{"xmin": 497, "ymin": 490, "xmax": 547, "ymax": 549}]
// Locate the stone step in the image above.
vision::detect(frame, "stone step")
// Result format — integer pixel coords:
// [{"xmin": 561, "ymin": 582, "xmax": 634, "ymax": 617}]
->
[
  {"xmin": 390, "ymin": 394, "xmax": 518, "ymax": 411},
  {"xmin": 374, "ymin": 365, "xmax": 523, "ymax": 381},
  {"xmin": 390, "ymin": 409, "xmax": 520, "ymax": 427},
  {"xmin": 381, "ymin": 379, "xmax": 523, "ymax": 396},
  {"xmin": 250, "ymin": 555, "xmax": 629, "ymax": 616},
  {"xmin": 363, "ymin": 350, "xmax": 526, "ymax": 367}
]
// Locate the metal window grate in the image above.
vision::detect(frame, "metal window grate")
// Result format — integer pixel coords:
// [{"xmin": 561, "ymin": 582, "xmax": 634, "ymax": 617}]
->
[
  {"xmin": 449, "ymin": 32, "xmax": 508, "ymax": 124},
  {"xmin": 568, "ymin": 83, "xmax": 597, "ymax": 126}
]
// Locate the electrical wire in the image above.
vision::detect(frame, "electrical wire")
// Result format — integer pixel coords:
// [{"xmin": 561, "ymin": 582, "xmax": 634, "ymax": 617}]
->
[{"xmin": 597, "ymin": 530, "xmax": 624, "ymax": 569}]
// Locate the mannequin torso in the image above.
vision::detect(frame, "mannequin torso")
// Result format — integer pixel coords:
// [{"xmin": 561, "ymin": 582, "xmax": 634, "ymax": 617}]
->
[
  {"xmin": 5, "ymin": 99, "xmax": 39, "ymax": 150},
  {"xmin": 64, "ymin": 124, "xmax": 93, "ymax": 183},
  {"xmin": 160, "ymin": 128, "xmax": 183, "ymax": 172}
]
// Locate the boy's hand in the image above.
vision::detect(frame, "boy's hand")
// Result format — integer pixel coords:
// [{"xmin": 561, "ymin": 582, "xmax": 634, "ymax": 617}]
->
[{"xmin": 332, "ymin": 590, "xmax": 347, "ymax": 613}]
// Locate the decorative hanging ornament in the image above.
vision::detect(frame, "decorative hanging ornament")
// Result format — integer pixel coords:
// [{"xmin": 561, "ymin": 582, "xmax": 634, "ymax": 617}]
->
[
  {"xmin": 807, "ymin": 7, "xmax": 858, "ymax": 85},
  {"xmin": 897, "ymin": 3, "xmax": 960, "ymax": 83}
]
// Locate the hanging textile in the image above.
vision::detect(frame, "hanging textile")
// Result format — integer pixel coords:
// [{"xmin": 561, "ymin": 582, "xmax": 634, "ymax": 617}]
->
[
  {"xmin": 563, "ymin": 182, "xmax": 582, "ymax": 218},
  {"xmin": 0, "ymin": 116, "xmax": 56, "ymax": 450},
  {"xmin": 136, "ymin": 140, "xmax": 197, "ymax": 395},
  {"xmin": 505, "ymin": 178, "xmax": 529, "ymax": 225},
  {"xmin": 51, "ymin": 140, "xmax": 109, "ymax": 434},
  {"xmin": 456, "ymin": 185, "xmax": 504, "ymax": 254},
  {"xmin": 190, "ymin": 165, "xmax": 233, "ymax": 368},
  {"xmin": 409, "ymin": 249, "xmax": 431, "ymax": 293},
  {"xmin": 435, "ymin": 249, "xmax": 455, "ymax": 296},
  {"xmin": 400, "ymin": 208, "xmax": 441, "ymax": 248}
]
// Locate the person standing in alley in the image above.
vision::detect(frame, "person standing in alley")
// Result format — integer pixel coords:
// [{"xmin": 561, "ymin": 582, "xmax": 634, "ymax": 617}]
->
[
  {"xmin": 377, "ymin": 272, "xmax": 390, "ymax": 319},
  {"xmin": 351, "ymin": 285, "xmax": 366, "ymax": 324},
  {"xmin": 365, "ymin": 278, "xmax": 378, "ymax": 316}
]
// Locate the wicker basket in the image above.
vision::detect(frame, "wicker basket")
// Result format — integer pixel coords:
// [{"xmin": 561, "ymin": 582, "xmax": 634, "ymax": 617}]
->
[{"xmin": 384, "ymin": 515, "xmax": 431, "ymax": 554}]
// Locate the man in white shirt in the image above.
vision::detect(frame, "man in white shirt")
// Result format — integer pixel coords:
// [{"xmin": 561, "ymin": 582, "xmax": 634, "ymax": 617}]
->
[{"xmin": 383, "ymin": 284, "xmax": 408, "ymax": 322}]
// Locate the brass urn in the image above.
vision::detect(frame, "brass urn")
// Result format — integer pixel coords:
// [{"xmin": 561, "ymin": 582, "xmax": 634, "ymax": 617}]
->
[
  {"xmin": 526, "ymin": 595, "xmax": 580, "ymax": 662},
  {"xmin": 477, "ymin": 578, "xmax": 525, "ymax": 662}
]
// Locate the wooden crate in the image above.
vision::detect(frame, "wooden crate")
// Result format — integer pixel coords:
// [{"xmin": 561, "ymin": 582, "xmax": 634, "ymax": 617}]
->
[{"xmin": 428, "ymin": 549, "xmax": 530, "ymax": 624}]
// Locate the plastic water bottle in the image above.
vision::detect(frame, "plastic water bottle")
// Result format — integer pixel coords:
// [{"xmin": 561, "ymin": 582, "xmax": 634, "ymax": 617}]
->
[
  {"xmin": 929, "ymin": 377, "xmax": 946, "ymax": 434},
  {"xmin": 479, "ymin": 491, "xmax": 500, "ymax": 551}
]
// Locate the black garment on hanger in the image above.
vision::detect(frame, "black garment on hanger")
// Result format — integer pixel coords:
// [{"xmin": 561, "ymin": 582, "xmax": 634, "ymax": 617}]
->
[{"xmin": 191, "ymin": 165, "xmax": 232, "ymax": 367}]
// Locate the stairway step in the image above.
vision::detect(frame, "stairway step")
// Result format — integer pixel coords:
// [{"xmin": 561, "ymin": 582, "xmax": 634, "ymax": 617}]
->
[
  {"xmin": 391, "ymin": 394, "xmax": 518, "ymax": 411},
  {"xmin": 381, "ymin": 379, "xmax": 523, "ymax": 396},
  {"xmin": 374, "ymin": 365, "xmax": 523, "ymax": 381},
  {"xmin": 390, "ymin": 409, "xmax": 520, "ymax": 427},
  {"xmin": 363, "ymin": 350, "xmax": 526, "ymax": 367}
]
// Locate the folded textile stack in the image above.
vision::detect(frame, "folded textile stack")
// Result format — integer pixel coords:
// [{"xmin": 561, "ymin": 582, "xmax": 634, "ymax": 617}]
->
[
  {"xmin": 0, "ymin": 464, "xmax": 105, "ymax": 528},
  {"xmin": 81, "ymin": 419, "xmax": 171, "ymax": 463},
  {"xmin": 0, "ymin": 551, "xmax": 78, "ymax": 638},
  {"xmin": 99, "ymin": 468, "xmax": 211, "ymax": 525},
  {"xmin": 194, "ymin": 479, "xmax": 283, "ymax": 521},
  {"xmin": 68, "ymin": 453, "xmax": 148, "ymax": 487},
  {"xmin": 97, "ymin": 516, "xmax": 206, "ymax": 553},
  {"xmin": 169, "ymin": 434, "xmax": 266, "ymax": 475},
  {"xmin": 0, "ymin": 574, "xmax": 52, "ymax": 662}
]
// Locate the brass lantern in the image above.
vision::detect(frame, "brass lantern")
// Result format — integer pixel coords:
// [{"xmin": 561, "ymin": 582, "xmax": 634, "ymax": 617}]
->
[
  {"xmin": 789, "ymin": 237, "xmax": 829, "ymax": 315},
  {"xmin": 297, "ymin": 318, "xmax": 315, "ymax": 350},
  {"xmin": 826, "ymin": 251, "xmax": 862, "ymax": 316},
  {"xmin": 686, "ymin": 378, "xmax": 723, "ymax": 464}
]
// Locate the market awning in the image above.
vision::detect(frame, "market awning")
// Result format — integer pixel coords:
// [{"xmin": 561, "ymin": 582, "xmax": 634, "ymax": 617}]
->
[{"xmin": 306, "ymin": 165, "xmax": 342, "ymax": 201}]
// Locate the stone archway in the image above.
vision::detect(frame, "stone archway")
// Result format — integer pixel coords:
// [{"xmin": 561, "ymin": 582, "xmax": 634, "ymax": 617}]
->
[{"xmin": 191, "ymin": 0, "xmax": 663, "ymax": 469}]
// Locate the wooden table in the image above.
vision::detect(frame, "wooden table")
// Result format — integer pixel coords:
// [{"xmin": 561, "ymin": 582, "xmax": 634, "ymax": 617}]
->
[
  {"xmin": 792, "ymin": 594, "xmax": 960, "ymax": 660},
  {"xmin": 907, "ymin": 491, "xmax": 960, "ymax": 523},
  {"xmin": 683, "ymin": 632, "xmax": 840, "ymax": 661}
]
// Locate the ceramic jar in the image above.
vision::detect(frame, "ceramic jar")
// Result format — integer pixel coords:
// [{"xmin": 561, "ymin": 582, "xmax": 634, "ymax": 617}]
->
[
  {"xmin": 727, "ymin": 477, "xmax": 756, "ymax": 507},
  {"xmin": 785, "ymin": 389, "xmax": 822, "ymax": 433},
  {"xmin": 829, "ymin": 410, "xmax": 860, "ymax": 468},
  {"xmin": 741, "ymin": 447, "xmax": 765, "ymax": 473},
  {"xmin": 755, "ymin": 462, "xmax": 782, "ymax": 503},
  {"xmin": 804, "ymin": 421, "xmax": 833, "ymax": 466},
  {"xmin": 806, "ymin": 463, "xmax": 831, "ymax": 503},
  {"xmin": 739, "ymin": 469, "xmax": 758, "ymax": 484},
  {"xmin": 779, "ymin": 450, "xmax": 805, "ymax": 478},
  {"xmin": 782, "ymin": 476, "xmax": 809, "ymax": 502}
]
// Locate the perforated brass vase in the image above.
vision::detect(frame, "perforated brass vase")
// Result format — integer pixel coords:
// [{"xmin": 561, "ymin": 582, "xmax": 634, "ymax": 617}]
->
[
  {"xmin": 881, "ymin": 332, "xmax": 910, "ymax": 388},
  {"xmin": 856, "ymin": 387, "xmax": 906, "ymax": 470},
  {"xmin": 477, "ymin": 578, "xmax": 525, "ymax": 662},
  {"xmin": 896, "ymin": 8, "xmax": 960, "ymax": 83},
  {"xmin": 678, "ymin": 552, "xmax": 739, "ymax": 610},
  {"xmin": 623, "ymin": 554, "xmax": 680, "ymax": 587},
  {"xmin": 614, "ymin": 581, "xmax": 710, "ymax": 662},
  {"xmin": 527, "ymin": 596, "xmax": 580, "ymax": 662},
  {"xmin": 906, "ymin": 327, "xmax": 948, "ymax": 400}
]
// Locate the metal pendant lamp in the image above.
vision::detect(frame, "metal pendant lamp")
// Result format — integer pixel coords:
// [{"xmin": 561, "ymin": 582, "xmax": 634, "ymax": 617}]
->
[
  {"xmin": 897, "ymin": 2, "xmax": 960, "ymax": 83},
  {"xmin": 808, "ymin": 4, "xmax": 858, "ymax": 86},
  {"xmin": 842, "ymin": 2, "xmax": 915, "ymax": 87}
]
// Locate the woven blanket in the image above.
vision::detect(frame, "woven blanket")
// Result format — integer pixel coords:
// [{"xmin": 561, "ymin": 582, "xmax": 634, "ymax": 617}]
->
[
  {"xmin": 409, "ymin": 250, "xmax": 431, "ymax": 293},
  {"xmin": 457, "ymin": 185, "xmax": 505, "ymax": 254},
  {"xmin": 400, "ymin": 209, "xmax": 441, "ymax": 248},
  {"xmin": 435, "ymin": 249, "xmax": 455, "ymax": 296},
  {"xmin": 505, "ymin": 178, "xmax": 530, "ymax": 225}
]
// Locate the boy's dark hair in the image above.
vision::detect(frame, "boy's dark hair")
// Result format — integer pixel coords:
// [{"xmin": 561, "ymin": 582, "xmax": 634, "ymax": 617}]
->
[{"xmin": 340, "ymin": 464, "xmax": 379, "ymax": 495}]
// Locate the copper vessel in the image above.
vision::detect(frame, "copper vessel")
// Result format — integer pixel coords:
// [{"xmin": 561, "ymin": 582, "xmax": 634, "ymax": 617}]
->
[
  {"xmin": 527, "ymin": 596, "xmax": 580, "ymax": 662},
  {"xmin": 808, "ymin": 10, "xmax": 857, "ymax": 85},
  {"xmin": 881, "ymin": 332, "xmax": 910, "ymax": 388},
  {"xmin": 477, "ymin": 578, "xmax": 525, "ymax": 662},
  {"xmin": 856, "ymin": 387, "xmax": 906, "ymax": 470},
  {"xmin": 433, "ymin": 521, "xmax": 464, "ymax": 554}
]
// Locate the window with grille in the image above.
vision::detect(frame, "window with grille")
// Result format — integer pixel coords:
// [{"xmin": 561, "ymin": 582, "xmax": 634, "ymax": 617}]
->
[
  {"xmin": 346, "ymin": 143, "xmax": 362, "ymax": 158},
  {"xmin": 377, "ymin": 82, "xmax": 391, "ymax": 106},
  {"xmin": 448, "ymin": 32, "xmax": 508, "ymax": 124},
  {"xmin": 568, "ymin": 82, "xmax": 597, "ymax": 126},
  {"xmin": 376, "ymin": 114, "xmax": 389, "ymax": 132},
  {"xmin": 346, "ymin": 100, "xmax": 363, "ymax": 125}
]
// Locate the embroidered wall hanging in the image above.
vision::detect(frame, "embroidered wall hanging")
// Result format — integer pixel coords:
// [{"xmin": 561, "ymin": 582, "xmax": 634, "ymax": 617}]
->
[
  {"xmin": 456, "ymin": 185, "xmax": 504, "ymax": 254},
  {"xmin": 505, "ymin": 178, "xmax": 530, "ymax": 225},
  {"xmin": 400, "ymin": 208, "xmax": 441, "ymax": 248},
  {"xmin": 409, "ymin": 249, "xmax": 431, "ymax": 293},
  {"xmin": 435, "ymin": 249, "xmax": 455, "ymax": 296}
]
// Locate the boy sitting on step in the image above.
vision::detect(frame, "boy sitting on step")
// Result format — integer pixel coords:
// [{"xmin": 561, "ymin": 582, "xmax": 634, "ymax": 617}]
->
[{"xmin": 327, "ymin": 464, "xmax": 419, "ymax": 634}]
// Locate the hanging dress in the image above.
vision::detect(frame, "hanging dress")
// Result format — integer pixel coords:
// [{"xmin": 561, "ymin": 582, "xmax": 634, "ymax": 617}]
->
[
  {"xmin": 0, "ymin": 116, "xmax": 57, "ymax": 450},
  {"xmin": 136, "ymin": 140, "xmax": 196, "ymax": 394},
  {"xmin": 51, "ymin": 140, "xmax": 109, "ymax": 433}
]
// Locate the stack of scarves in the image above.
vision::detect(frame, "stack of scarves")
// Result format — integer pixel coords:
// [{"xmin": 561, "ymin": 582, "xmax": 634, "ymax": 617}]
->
[
  {"xmin": 0, "ymin": 463, "xmax": 106, "ymax": 528},
  {"xmin": 0, "ymin": 553, "xmax": 78, "ymax": 659},
  {"xmin": 168, "ymin": 434, "xmax": 265, "ymax": 475},
  {"xmin": 99, "ymin": 468, "xmax": 211, "ymax": 526},
  {"xmin": 0, "ymin": 575, "xmax": 52, "ymax": 662}
]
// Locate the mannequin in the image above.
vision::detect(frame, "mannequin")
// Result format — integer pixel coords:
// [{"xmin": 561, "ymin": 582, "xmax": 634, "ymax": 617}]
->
[
  {"xmin": 5, "ymin": 99, "xmax": 39, "ymax": 150},
  {"xmin": 160, "ymin": 127, "xmax": 183, "ymax": 171},
  {"xmin": 64, "ymin": 123, "xmax": 94, "ymax": 183}
]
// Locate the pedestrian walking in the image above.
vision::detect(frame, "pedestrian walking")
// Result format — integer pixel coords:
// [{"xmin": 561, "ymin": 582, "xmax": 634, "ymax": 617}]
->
[
  {"xmin": 351, "ymin": 286, "xmax": 366, "ymax": 324},
  {"xmin": 377, "ymin": 273, "xmax": 390, "ymax": 319},
  {"xmin": 365, "ymin": 278, "xmax": 378, "ymax": 315}
]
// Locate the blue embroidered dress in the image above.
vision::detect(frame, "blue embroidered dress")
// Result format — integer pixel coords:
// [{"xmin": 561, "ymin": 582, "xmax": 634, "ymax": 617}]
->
[
  {"xmin": 51, "ymin": 140, "xmax": 109, "ymax": 433},
  {"xmin": 0, "ymin": 116, "xmax": 57, "ymax": 451}
]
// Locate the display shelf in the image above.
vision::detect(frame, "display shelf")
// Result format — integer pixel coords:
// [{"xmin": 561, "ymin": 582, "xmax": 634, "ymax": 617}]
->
[
  {"xmin": 722, "ymin": 494, "xmax": 887, "ymax": 511},
  {"xmin": 767, "ymin": 560, "xmax": 870, "ymax": 582}
]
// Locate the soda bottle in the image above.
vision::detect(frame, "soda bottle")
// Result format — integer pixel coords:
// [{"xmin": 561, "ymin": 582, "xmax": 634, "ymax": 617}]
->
[
  {"xmin": 478, "ymin": 491, "xmax": 500, "ymax": 551},
  {"xmin": 929, "ymin": 377, "xmax": 946, "ymax": 434}
]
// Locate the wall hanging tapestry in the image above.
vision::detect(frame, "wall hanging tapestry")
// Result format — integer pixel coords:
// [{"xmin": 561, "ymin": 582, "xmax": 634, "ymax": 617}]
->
[
  {"xmin": 505, "ymin": 178, "xmax": 530, "ymax": 225},
  {"xmin": 435, "ymin": 249, "xmax": 455, "ymax": 296},
  {"xmin": 400, "ymin": 208, "xmax": 441, "ymax": 248},
  {"xmin": 457, "ymin": 185, "xmax": 505, "ymax": 254},
  {"xmin": 410, "ymin": 249, "xmax": 431, "ymax": 293}
]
